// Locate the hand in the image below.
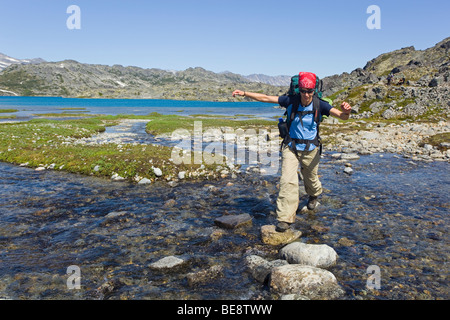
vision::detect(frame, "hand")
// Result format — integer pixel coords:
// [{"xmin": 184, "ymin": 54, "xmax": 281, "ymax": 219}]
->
[
  {"xmin": 340, "ymin": 101, "xmax": 352, "ymax": 114},
  {"xmin": 232, "ymin": 90, "xmax": 245, "ymax": 97}
]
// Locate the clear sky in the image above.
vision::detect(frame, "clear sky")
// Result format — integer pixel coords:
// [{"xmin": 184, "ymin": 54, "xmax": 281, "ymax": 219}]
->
[{"xmin": 0, "ymin": 0, "xmax": 449, "ymax": 78}]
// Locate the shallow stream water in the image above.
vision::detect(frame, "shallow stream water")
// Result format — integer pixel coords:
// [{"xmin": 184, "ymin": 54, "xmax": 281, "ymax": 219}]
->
[{"xmin": 0, "ymin": 152, "xmax": 448, "ymax": 300}]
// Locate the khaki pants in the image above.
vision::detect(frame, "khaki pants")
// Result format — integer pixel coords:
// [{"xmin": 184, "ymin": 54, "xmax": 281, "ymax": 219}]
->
[{"xmin": 276, "ymin": 146, "xmax": 322, "ymax": 223}]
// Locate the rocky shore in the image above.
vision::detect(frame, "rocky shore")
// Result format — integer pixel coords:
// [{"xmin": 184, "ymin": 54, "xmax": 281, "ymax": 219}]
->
[{"xmin": 322, "ymin": 119, "xmax": 450, "ymax": 163}]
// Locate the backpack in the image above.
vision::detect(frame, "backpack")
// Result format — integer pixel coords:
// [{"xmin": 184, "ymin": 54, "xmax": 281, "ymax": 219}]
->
[
  {"xmin": 278, "ymin": 73, "xmax": 332, "ymax": 155},
  {"xmin": 287, "ymin": 73, "xmax": 323, "ymax": 98}
]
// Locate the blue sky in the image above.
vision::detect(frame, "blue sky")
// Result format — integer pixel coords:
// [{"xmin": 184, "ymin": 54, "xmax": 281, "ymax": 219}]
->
[{"xmin": 0, "ymin": 0, "xmax": 449, "ymax": 78}]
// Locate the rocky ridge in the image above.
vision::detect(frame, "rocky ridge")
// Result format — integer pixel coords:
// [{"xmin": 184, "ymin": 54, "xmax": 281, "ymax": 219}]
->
[
  {"xmin": 323, "ymin": 37, "xmax": 450, "ymax": 121},
  {"xmin": 0, "ymin": 62, "xmax": 285, "ymax": 101}
]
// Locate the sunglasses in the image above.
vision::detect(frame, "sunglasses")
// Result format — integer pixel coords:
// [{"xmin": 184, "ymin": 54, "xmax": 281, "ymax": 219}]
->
[{"xmin": 299, "ymin": 88, "xmax": 315, "ymax": 94}]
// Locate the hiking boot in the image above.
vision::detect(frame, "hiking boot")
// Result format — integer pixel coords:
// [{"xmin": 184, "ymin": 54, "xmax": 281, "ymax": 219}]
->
[
  {"xmin": 307, "ymin": 196, "xmax": 318, "ymax": 210},
  {"xmin": 275, "ymin": 222, "xmax": 291, "ymax": 232}
]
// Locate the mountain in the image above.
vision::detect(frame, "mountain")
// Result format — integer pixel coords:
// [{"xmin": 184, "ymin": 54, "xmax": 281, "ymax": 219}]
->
[
  {"xmin": 0, "ymin": 62, "xmax": 286, "ymax": 101},
  {"xmin": 243, "ymin": 74, "xmax": 291, "ymax": 86},
  {"xmin": 0, "ymin": 53, "xmax": 45, "ymax": 72},
  {"xmin": 321, "ymin": 37, "xmax": 450, "ymax": 120}
]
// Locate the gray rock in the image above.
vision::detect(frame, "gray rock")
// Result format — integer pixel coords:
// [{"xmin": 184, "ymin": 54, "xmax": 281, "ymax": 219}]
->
[
  {"xmin": 105, "ymin": 211, "xmax": 127, "ymax": 219},
  {"xmin": 280, "ymin": 294, "xmax": 310, "ymax": 300},
  {"xmin": 340, "ymin": 153, "xmax": 360, "ymax": 161},
  {"xmin": 138, "ymin": 178, "xmax": 152, "ymax": 184},
  {"xmin": 279, "ymin": 242, "xmax": 338, "ymax": 268},
  {"xmin": 186, "ymin": 265, "xmax": 224, "ymax": 286},
  {"xmin": 111, "ymin": 173, "xmax": 125, "ymax": 181},
  {"xmin": 382, "ymin": 108, "xmax": 397, "ymax": 119},
  {"xmin": 270, "ymin": 264, "xmax": 344, "ymax": 299},
  {"xmin": 214, "ymin": 213, "xmax": 252, "ymax": 229},
  {"xmin": 343, "ymin": 167, "xmax": 354, "ymax": 175},
  {"xmin": 245, "ymin": 255, "xmax": 288, "ymax": 283},
  {"xmin": 429, "ymin": 77, "xmax": 442, "ymax": 87},
  {"xmin": 153, "ymin": 167, "xmax": 163, "ymax": 177},
  {"xmin": 149, "ymin": 256, "xmax": 185, "ymax": 270}
]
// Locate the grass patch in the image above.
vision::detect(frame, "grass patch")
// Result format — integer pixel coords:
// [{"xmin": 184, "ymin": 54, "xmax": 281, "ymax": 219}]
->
[
  {"xmin": 32, "ymin": 113, "xmax": 97, "ymax": 117},
  {"xmin": 0, "ymin": 109, "xmax": 18, "ymax": 113},
  {"xmin": 420, "ymin": 132, "xmax": 450, "ymax": 151},
  {"xmin": 145, "ymin": 112, "xmax": 276, "ymax": 135},
  {"xmin": 57, "ymin": 107, "xmax": 87, "ymax": 111},
  {"xmin": 0, "ymin": 116, "xmax": 231, "ymax": 182}
]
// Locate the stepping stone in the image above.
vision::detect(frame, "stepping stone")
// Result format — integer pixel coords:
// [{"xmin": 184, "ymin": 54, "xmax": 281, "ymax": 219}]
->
[
  {"xmin": 214, "ymin": 213, "xmax": 252, "ymax": 229},
  {"xmin": 260, "ymin": 225, "xmax": 302, "ymax": 246},
  {"xmin": 149, "ymin": 256, "xmax": 185, "ymax": 270}
]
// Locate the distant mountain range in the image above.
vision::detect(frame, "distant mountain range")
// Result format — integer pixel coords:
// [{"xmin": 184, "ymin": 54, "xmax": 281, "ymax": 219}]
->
[
  {"xmin": 0, "ymin": 55, "xmax": 288, "ymax": 100},
  {"xmin": 0, "ymin": 52, "xmax": 290, "ymax": 90},
  {"xmin": 0, "ymin": 53, "xmax": 45, "ymax": 72},
  {"xmin": 0, "ymin": 36, "xmax": 448, "ymax": 116},
  {"xmin": 244, "ymin": 74, "xmax": 291, "ymax": 86}
]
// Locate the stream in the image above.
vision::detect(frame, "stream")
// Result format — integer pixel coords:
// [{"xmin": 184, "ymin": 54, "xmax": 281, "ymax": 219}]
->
[{"xmin": 0, "ymin": 150, "xmax": 448, "ymax": 300}]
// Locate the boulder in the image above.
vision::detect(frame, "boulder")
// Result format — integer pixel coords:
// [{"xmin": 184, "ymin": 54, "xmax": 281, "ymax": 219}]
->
[
  {"xmin": 279, "ymin": 242, "xmax": 337, "ymax": 268},
  {"xmin": 105, "ymin": 211, "xmax": 127, "ymax": 219},
  {"xmin": 149, "ymin": 256, "xmax": 185, "ymax": 270},
  {"xmin": 214, "ymin": 213, "xmax": 252, "ymax": 229},
  {"xmin": 138, "ymin": 178, "xmax": 152, "ymax": 184},
  {"xmin": 153, "ymin": 167, "xmax": 163, "ymax": 177},
  {"xmin": 270, "ymin": 264, "xmax": 344, "ymax": 299},
  {"xmin": 186, "ymin": 265, "xmax": 224, "ymax": 286},
  {"xmin": 343, "ymin": 167, "xmax": 354, "ymax": 175},
  {"xmin": 178, "ymin": 171, "xmax": 186, "ymax": 179},
  {"xmin": 245, "ymin": 255, "xmax": 288, "ymax": 283},
  {"xmin": 260, "ymin": 225, "xmax": 302, "ymax": 246},
  {"xmin": 340, "ymin": 153, "xmax": 360, "ymax": 161}
]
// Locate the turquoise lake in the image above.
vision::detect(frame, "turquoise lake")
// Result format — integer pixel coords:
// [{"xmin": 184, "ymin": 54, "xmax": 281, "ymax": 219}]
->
[{"xmin": 0, "ymin": 96, "xmax": 281, "ymax": 121}]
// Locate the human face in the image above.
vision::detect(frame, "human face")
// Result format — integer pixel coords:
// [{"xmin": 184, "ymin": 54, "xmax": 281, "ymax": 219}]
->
[{"xmin": 300, "ymin": 87, "xmax": 314, "ymax": 106}]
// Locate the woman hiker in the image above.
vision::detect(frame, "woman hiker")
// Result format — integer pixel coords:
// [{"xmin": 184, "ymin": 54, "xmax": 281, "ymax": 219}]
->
[{"xmin": 232, "ymin": 72, "xmax": 352, "ymax": 232}]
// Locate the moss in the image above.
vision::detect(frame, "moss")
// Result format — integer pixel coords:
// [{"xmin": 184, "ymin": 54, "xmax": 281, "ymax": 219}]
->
[
  {"xmin": 325, "ymin": 87, "xmax": 348, "ymax": 102},
  {"xmin": 420, "ymin": 132, "xmax": 450, "ymax": 151},
  {"xmin": 0, "ymin": 116, "xmax": 238, "ymax": 182},
  {"xmin": 144, "ymin": 113, "xmax": 276, "ymax": 135}
]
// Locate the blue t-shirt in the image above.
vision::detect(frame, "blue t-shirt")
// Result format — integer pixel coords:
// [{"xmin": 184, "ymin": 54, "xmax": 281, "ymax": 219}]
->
[{"xmin": 278, "ymin": 95, "xmax": 332, "ymax": 151}]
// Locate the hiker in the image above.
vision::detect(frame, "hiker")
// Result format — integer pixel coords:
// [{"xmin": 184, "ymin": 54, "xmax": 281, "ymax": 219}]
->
[
  {"xmin": 232, "ymin": 72, "xmax": 352, "ymax": 232},
  {"xmin": 387, "ymin": 72, "xmax": 393, "ymax": 85}
]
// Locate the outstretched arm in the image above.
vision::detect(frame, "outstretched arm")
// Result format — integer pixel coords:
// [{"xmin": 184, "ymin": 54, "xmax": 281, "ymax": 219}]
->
[
  {"xmin": 232, "ymin": 90, "xmax": 279, "ymax": 103},
  {"xmin": 330, "ymin": 102, "xmax": 352, "ymax": 120}
]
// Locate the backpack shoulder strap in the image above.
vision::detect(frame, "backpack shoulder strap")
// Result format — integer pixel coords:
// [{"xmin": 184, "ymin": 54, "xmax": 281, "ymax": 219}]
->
[
  {"xmin": 312, "ymin": 95, "xmax": 321, "ymax": 124},
  {"xmin": 286, "ymin": 96, "xmax": 299, "ymax": 129}
]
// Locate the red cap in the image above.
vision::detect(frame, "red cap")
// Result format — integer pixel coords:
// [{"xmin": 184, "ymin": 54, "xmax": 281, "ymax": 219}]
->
[{"xmin": 299, "ymin": 72, "xmax": 317, "ymax": 89}]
